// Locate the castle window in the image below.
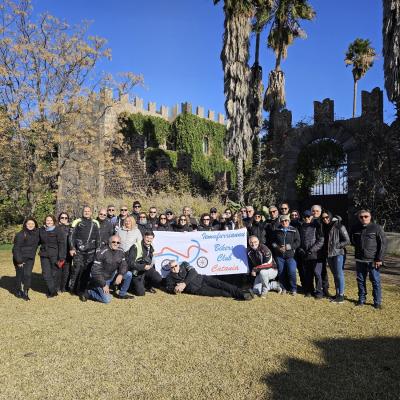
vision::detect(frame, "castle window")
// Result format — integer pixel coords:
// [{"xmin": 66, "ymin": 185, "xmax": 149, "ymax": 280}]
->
[{"xmin": 202, "ymin": 137, "xmax": 209, "ymax": 155}]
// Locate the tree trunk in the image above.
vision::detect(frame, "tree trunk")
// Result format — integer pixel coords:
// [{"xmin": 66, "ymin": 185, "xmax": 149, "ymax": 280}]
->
[
  {"xmin": 236, "ymin": 155, "xmax": 244, "ymax": 204},
  {"xmin": 353, "ymin": 79, "xmax": 357, "ymax": 117}
]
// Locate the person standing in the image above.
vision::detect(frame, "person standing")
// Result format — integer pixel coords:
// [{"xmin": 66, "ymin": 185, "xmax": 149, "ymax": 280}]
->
[
  {"xmin": 39, "ymin": 215, "xmax": 66, "ymax": 298},
  {"xmin": 321, "ymin": 212, "xmax": 350, "ymax": 304},
  {"xmin": 131, "ymin": 201, "xmax": 142, "ymax": 222},
  {"xmin": 111, "ymin": 205, "xmax": 130, "ymax": 230},
  {"xmin": 97, "ymin": 208, "xmax": 114, "ymax": 248},
  {"xmin": 182, "ymin": 206, "xmax": 198, "ymax": 230},
  {"xmin": 69, "ymin": 206, "xmax": 100, "ymax": 296},
  {"xmin": 248, "ymin": 211, "xmax": 266, "ymax": 244},
  {"xmin": 155, "ymin": 214, "xmax": 173, "ymax": 231},
  {"xmin": 198, "ymin": 213, "xmax": 214, "ymax": 231},
  {"xmin": 351, "ymin": 210, "xmax": 387, "ymax": 309},
  {"xmin": 298, "ymin": 210, "xmax": 325, "ymax": 298},
  {"xmin": 148, "ymin": 207, "xmax": 158, "ymax": 229},
  {"xmin": 57, "ymin": 212, "xmax": 72, "ymax": 292},
  {"xmin": 12, "ymin": 218, "xmax": 40, "ymax": 300},
  {"xmin": 115, "ymin": 216, "xmax": 142, "ymax": 253},
  {"xmin": 106, "ymin": 205, "xmax": 116, "ymax": 222}
]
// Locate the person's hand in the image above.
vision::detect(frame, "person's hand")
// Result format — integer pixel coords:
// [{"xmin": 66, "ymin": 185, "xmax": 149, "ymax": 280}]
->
[
  {"xmin": 175, "ymin": 283, "xmax": 186, "ymax": 293},
  {"xmin": 374, "ymin": 261, "xmax": 382, "ymax": 269},
  {"xmin": 103, "ymin": 285, "xmax": 110, "ymax": 294},
  {"xmin": 114, "ymin": 274, "xmax": 123, "ymax": 285},
  {"xmin": 279, "ymin": 245, "xmax": 285, "ymax": 253},
  {"xmin": 144, "ymin": 264, "xmax": 152, "ymax": 271},
  {"xmin": 70, "ymin": 249, "xmax": 76, "ymax": 257},
  {"xmin": 251, "ymin": 270, "xmax": 257, "ymax": 277}
]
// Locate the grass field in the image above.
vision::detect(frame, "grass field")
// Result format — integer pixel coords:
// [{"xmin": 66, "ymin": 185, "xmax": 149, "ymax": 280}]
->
[{"xmin": 0, "ymin": 248, "xmax": 399, "ymax": 400}]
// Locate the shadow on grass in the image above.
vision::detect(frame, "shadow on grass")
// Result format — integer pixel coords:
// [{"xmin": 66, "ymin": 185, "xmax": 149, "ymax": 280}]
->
[
  {"xmin": 263, "ymin": 337, "xmax": 400, "ymax": 400},
  {"xmin": 0, "ymin": 272, "xmax": 48, "ymax": 295}
]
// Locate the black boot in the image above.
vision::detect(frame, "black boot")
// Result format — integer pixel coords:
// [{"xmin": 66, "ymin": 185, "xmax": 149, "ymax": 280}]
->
[
  {"xmin": 15, "ymin": 288, "xmax": 23, "ymax": 298},
  {"xmin": 22, "ymin": 289, "xmax": 30, "ymax": 301}
]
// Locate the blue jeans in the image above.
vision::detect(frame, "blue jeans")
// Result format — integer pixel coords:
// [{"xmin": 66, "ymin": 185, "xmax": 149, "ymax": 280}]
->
[
  {"xmin": 88, "ymin": 271, "xmax": 133, "ymax": 304},
  {"xmin": 276, "ymin": 257, "xmax": 297, "ymax": 292},
  {"xmin": 356, "ymin": 261, "xmax": 381, "ymax": 305},
  {"xmin": 327, "ymin": 255, "xmax": 345, "ymax": 296}
]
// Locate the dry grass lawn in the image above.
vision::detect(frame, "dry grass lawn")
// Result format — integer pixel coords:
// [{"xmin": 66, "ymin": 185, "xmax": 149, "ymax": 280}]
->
[{"xmin": 0, "ymin": 247, "xmax": 399, "ymax": 400}]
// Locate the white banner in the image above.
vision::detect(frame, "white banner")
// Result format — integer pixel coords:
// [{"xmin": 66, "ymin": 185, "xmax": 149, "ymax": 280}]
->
[{"xmin": 153, "ymin": 228, "xmax": 249, "ymax": 277}]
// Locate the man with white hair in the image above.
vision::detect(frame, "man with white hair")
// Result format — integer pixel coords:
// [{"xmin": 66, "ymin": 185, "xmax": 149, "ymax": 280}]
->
[{"xmin": 80, "ymin": 235, "xmax": 133, "ymax": 303}]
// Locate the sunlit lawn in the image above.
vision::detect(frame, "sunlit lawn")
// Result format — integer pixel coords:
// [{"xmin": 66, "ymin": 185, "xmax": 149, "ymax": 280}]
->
[{"xmin": 0, "ymin": 248, "xmax": 399, "ymax": 400}]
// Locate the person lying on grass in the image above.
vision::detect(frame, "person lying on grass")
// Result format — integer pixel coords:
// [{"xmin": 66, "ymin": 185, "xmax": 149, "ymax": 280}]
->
[{"xmin": 165, "ymin": 260, "xmax": 254, "ymax": 300}]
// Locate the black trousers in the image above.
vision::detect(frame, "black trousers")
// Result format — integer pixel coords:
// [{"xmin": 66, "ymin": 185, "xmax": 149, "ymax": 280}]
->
[
  {"xmin": 295, "ymin": 254, "xmax": 306, "ymax": 290},
  {"xmin": 321, "ymin": 259, "xmax": 330, "ymax": 293},
  {"xmin": 41, "ymin": 256, "xmax": 59, "ymax": 295},
  {"xmin": 14, "ymin": 258, "xmax": 35, "ymax": 291},
  {"xmin": 70, "ymin": 251, "xmax": 95, "ymax": 294},
  {"xmin": 196, "ymin": 276, "xmax": 244, "ymax": 299},
  {"xmin": 304, "ymin": 260, "xmax": 324, "ymax": 296},
  {"xmin": 131, "ymin": 268, "xmax": 162, "ymax": 296},
  {"xmin": 56, "ymin": 261, "xmax": 71, "ymax": 292}
]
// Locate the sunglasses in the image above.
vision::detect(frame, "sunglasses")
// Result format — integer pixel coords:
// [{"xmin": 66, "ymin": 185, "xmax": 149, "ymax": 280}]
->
[
  {"xmin": 60, "ymin": 216, "xmax": 68, "ymax": 220},
  {"xmin": 121, "ymin": 208, "xmax": 128, "ymax": 211},
  {"xmin": 166, "ymin": 212, "xmax": 173, "ymax": 215},
  {"xmin": 271, "ymin": 210, "xmax": 278, "ymax": 213},
  {"xmin": 255, "ymin": 215, "xmax": 262, "ymax": 218},
  {"xmin": 149, "ymin": 211, "xmax": 156, "ymax": 214},
  {"xmin": 322, "ymin": 216, "xmax": 330, "ymax": 220},
  {"xmin": 180, "ymin": 219, "xmax": 186, "ymax": 221},
  {"xmin": 359, "ymin": 215, "xmax": 370, "ymax": 219},
  {"xmin": 134, "ymin": 205, "xmax": 141, "ymax": 208},
  {"xmin": 211, "ymin": 211, "xmax": 217, "ymax": 214},
  {"xmin": 111, "ymin": 241, "xmax": 121, "ymax": 244},
  {"xmin": 99, "ymin": 213, "xmax": 107, "ymax": 217},
  {"xmin": 160, "ymin": 217, "xmax": 167, "ymax": 220},
  {"xmin": 280, "ymin": 207, "xmax": 288, "ymax": 210},
  {"xmin": 203, "ymin": 218, "xmax": 210, "ymax": 221},
  {"xmin": 107, "ymin": 208, "xmax": 115, "ymax": 211}
]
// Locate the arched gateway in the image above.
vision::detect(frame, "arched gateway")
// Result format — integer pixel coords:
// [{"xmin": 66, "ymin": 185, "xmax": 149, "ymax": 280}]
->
[{"xmin": 274, "ymin": 88, "xmax": 386, "ymax": 226}]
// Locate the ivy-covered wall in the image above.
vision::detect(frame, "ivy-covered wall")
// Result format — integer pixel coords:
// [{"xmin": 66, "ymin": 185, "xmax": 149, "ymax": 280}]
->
[{"xmin": 119, "ymin": 112, "xmax": 235, "ymax": 192}]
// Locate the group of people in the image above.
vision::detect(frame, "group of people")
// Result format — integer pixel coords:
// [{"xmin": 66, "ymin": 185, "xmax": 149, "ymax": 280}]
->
[{"xmin": 11, "ymin": 201, "xmax": 387, "ymax": 309}]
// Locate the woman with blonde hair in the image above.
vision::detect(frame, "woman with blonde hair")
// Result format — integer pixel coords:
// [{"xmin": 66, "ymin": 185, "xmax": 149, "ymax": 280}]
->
[
  {"xmin": 233, "ymin": 211, "xmax": 245, "ymax": 230},
  {"xmin": 115, "ymin": 216, "xmax": 142, "ymax": 253}
]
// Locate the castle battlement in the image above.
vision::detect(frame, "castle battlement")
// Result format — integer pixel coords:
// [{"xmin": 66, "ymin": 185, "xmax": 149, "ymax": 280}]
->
[{"xmin": 99, "ymin": 88, "xmax": 225, "ymax": 124}]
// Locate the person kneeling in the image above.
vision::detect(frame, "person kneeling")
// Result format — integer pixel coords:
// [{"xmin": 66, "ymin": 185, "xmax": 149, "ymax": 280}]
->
[
  {"xmin": 81, "ymin": 235, "xmax": 133, "ymax": 303},
  {"xmin": 165, "ymin": 261, "xmax": 254, "ymax": 300},
  {"xmin": 247, "ymin": 236, "xmax": 281, "ymax": 297}
]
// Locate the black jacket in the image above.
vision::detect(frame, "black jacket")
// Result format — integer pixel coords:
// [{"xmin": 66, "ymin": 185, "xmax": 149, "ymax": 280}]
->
[
  {"xmin": 247, "ymin": 244, "xmax": 276, "ymax": 271},
  {"xmin": 248, "ymin": 221, "xmax": 266, "ymax": 244},
  {"xmin": 90, "ymin": 247, "xmax": 128, "ymax": 288},
  {"xmin": 265, "ymin": 218, "xmax": 280, "ymax": 248},
  {"xmin": 69, "ymin": 218, "xmax": 100, "ymax": 253},
  {"xmin": 155, "ymin": 223, "xmax": 173, "ymax": 232},
  {"xmin": 12, "ymin": 229, "xmax": 40, "ymax": 265},
  {"xmin": 173, "ymin": 224, "xmax": 193, "ymax": 232},
  {"xmin": 98, "ymin": 219, "xmax": 114, "ymax": 248},
  {"xmin": 165, "ymin": 262, "xmax": 204, "ymax": 294},
  {"xmin": 271, "ymin": 225, "xmax": 300, "ymax": 259},
  {"xmin": 126, "ymin": 240, "xmax": 154, "ymax": 275},
  {"xmin": 58, "ymin": 224, "xmax": 70, "ymax": 259},
  {"xmin": 197, "ymin": 224, "xmax": 214, "ymax": 231},
  {"xmin": 351, "ymin": 222, "xmax": 387, "ymax": 262},
  {"xmin": 323, "ymin": 218, "xmax": 350, "ymax": 257},
  {"xmin": 39, "ymin": 226, "xmax": 66, "ymax": 260},
  {"xmin": 299, "ymin": 221, "xmax": 324, "ymax": 261},
  {"xmin": 138, "ymin": 222, "xmax": 153, "ymax": 236}
]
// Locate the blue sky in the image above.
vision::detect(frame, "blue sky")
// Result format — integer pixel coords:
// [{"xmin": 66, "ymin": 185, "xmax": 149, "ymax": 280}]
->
[{"xmin": 34, "ymin": 0, "xmax": 395, "ymax": 124}]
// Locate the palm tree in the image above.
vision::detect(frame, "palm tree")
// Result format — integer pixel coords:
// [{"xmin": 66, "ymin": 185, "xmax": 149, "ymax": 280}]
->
[
  {"xmin": 214, "ymin": 0, "xmax": 255, "ymax": 203},
  {"xmin": 383, "ymin": 0, "xmax": 400, "ymax": 119},
  {"xmin": 264, "ymin": 0, "xmax": 315, "ymax": 136},
  {"xmin": 345, "ymin": 38, "xmax": 377, "ymax": 118},
  {"xmin": 249, "ymin": 1, "xmax": 273, "ymax": 167}
]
